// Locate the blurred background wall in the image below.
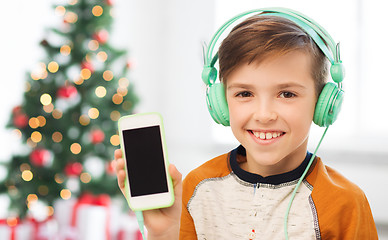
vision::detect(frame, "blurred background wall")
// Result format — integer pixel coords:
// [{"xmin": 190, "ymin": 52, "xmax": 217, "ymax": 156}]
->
[{"xmin": 0, "ymin": 0, "xmax": 387, "ymax": 236}]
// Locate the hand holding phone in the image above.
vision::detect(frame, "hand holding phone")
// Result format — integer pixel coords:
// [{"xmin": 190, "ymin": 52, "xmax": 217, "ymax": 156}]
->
[
  {"xmin": 118, "ymin": 113, "xmax": 174, "ymax": 211},
  {"xmin": 114, "ymin": 149, "xmax": 182, "ymax": 239}
]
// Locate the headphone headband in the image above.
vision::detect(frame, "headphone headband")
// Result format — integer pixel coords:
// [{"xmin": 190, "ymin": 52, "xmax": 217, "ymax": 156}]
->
[{"xmin": 202, "ymin": 7, "xmax": 344, "ymax": 85}]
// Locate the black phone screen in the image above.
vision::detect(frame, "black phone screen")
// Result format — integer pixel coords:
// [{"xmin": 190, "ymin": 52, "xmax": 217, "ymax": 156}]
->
[{"xmin": 122, "ymin": 126, "xmax": 169, "ymax": 197}]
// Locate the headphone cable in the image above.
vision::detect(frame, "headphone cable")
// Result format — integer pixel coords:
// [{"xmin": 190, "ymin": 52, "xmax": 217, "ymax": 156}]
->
[{"xmin": 284, "ymin": 126, "xmax": 329, "ymax": 240}]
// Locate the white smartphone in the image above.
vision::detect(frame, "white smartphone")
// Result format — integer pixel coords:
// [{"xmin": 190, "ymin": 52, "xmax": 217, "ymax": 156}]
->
[{"xmin": 118, "ymin": 112, "xmax": 174, "ymax": 211}]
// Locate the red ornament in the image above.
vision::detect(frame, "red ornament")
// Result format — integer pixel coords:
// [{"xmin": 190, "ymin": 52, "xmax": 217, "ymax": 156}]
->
[
  {"xmin": 93, "ymin": 30, "xmax": 109, "ymax": 44},
  {"xmin": 65, "ymin": 162, "xmax": 83, "ymax": 176},
  {"xmin": 81, "ymin": 61, "xmax": 94, "ymax": 73},
  {"xmin": 12, "ymin": 106, "xmax": 23, "ymax": 114},
  {"xmin": 106, "ymin": 0, "xmax": 114, "ymax": 6},
  {"xmin": 13, "ymin": 113, "xmax": 29, "ymax": 128},
  {"xmin": 90, "ymin": 129, "xmax": 105, "ymax": 144},
  {"xmin": 57, "ymin": 85, "xmax": 78, "ymax": 99},
  {"xmin": 30, "ymin": 148, "xmax": 52, "ymax": 167}
]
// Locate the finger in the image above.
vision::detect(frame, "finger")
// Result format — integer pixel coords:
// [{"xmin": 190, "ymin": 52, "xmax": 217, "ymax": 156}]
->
[
  {"xmin": 114, "ymin": 149, "xmax": 122, "ymax": 159},
  {"xmin": 117, "ymin": 169, "xmax": 126, "ymax": 195},
  {"xmin": 115, "ymin": 157, "xmax": 125, "ymax": 173},
  {"xmin": 168, "ymin": 164, "xmax": 182, "ymax": 197}
]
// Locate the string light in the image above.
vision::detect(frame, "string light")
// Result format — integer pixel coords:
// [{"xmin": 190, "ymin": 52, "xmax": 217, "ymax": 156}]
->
[
  {"xmin": 40, "ymin": 93, "xmax": 52, "ymax": 106},
  {"xmin": 20, "ymin": 163, "xmax": 31, "ymax": 172},
  {"xmin": 12, "ymin": 129, "xmax": 22, "ymax": 139},
  {"xmin": 119, "ymin": 77, "xmax": 130, "ymax": 88},
  {"xmin": 29, "ymin": 117, "xmax": 40, "ymax": 129},
  {"xmin": 112, "ymin": 93, "xmax": 123, "ymax": 105},
  {"xmin": 31, "ymin": 62, "xmax": 47, "ymax": 80},
  {"xmin": 60, "ymin": 45, "xmax": 71, "ymax": 56},
  {"xmin": 52, "ymin": 132, "xmax": 63, "ymax": 143},
  {"xmin": 31, "ymin": 131, "xmax": 42, "ymax": 143},
  {"xmin": 48, "ymin": 61, "xmax": 59, "ymax": 73},
  {"xmin": 74, "ymin": 78, "xmax": 84, "ymax": 85},
  {"xmin": 117, "ymin": 87, "xmax": 128, "ymax": 96},
  {"xmin": 69, "ymin": 0, "xmax": 78, "ymax": 5},
  {"xmin": 95, "ymin": 86, "xmax": 107, "ymax": 98},
  {"xmin": 47, "ymin": 206, "xmax": 54, "ymax": 217},
  {"xmin": 88, "ymin": 108, "xmax": 99, "ymax": 119},
  {"xmin": 70, "ymin": 143, "xmax": 82, "ymax": 154},
  {"xmin": 64, "ymin": 11, "xmax": 78, "ymax": 23},
  {"xmin": 80, "ymin": 68, "xmax": 91, "ymax": 80},
  {"xmin": 55, "ymin": 6, "xmax": 66, "ymax": 16},
  {"xmin": 103, "ymin": 70, "xmax": 113, "ymax": 81},
  {"xmin": 96, "ymin": 51, "xmax": 108, "ymax": 62},
  {"xmin": 110, "ymin": 134, "xmax": 120, "ymax": 146},
  {"xmin": 88, "ymin": 40, "xmax": 99, "ymax": 51},
  {"xmin": 43, "ymin": 103, "xmax": 54, "ymax": 113},
  {"xmin": 60, "ymin": 189, "xmax": 71, "ymax": 200},
  {"xmin": 22, "ymin": 170, "xmax": 33, "ymax": 181},
  {"xmin": 27, "ymin": 194, "xmax": 38, "ymax": 203},
  {"xmin": 80, "ymin": 172, "xmax": 91, "ymax": 183},
  {"xmin": 7, "ymin": 217, "xmax": 18, "ymax": 227},
  {"xmin": 52, "ymin": 109, "xmax": 63, "ymax": 119},
  {"xmin": 79, "ymin": 114, "xmax": 90, "ymax": 126},
  {"xmin": 37, "ymin": 116, "xmax": 46, "ymax": 127},
  {"xmin": 92, "ymin": 5, "xmax": 103, "ymax": 17},
  {"xmin": 54, "ymin": 174, "xmax": 64, "ymax": 184},
  {"xmin": 110, "ymin": 110, "xmax": 120, "ymax": 121}
]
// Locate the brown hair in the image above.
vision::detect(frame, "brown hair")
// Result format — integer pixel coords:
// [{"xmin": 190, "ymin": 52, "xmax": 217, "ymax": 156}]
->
[{"xmin": 218, "ymin": 15, "xmax": 329, "ymax": 96}]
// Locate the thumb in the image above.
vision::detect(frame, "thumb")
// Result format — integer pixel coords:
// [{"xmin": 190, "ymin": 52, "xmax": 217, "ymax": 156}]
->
[{"xmin": 168, "ymin": 164, "xmax": 182, "ymax": 201}]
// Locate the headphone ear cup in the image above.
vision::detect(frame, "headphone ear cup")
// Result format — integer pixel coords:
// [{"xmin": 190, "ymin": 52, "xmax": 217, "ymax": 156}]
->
[
  {"xmin": 207, "ymin": 83, "xmax": 230, "ymax": 126},
  {"xmin": 313, "ymin": 82, "xmax": 344, "ymax": 127}
]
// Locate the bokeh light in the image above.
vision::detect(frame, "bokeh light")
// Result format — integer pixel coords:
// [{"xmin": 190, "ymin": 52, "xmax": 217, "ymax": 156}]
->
[
  {"xmin": 95, "ymin": 86, "xmax": 107, "ymax": 98},
  {"xmin": 52, "ymin": 132, "xmax": 63, "ymax": 143},
  {"xmin": 31, "ymin": 131, "xmax": 42, "ymax": 143},
  {"xmin": 60, "ymin": 189, "xmax": 71, "ymax": 200},
  {"xmin": 70, "ymin": 143, "xmax": 82, "ymax": 154},
  {"xmin": 40, "ymin": 93, "xmax": 52, "ymax": 106},
  {"xmin": 112, "ymin": 93, "xmax": 123, "ymax": 105},
  {"xmin": 88, "ymin": 108, "xmax": 99, "ymax": 119},
  {"xmin": 60, "ymin": 45, "xmax": 71, "ymax": 56},
  {"xmin": 110, "ymin": 135, "xmax": 120, "ymax": 146},
  {"xmin": 79, "ymin": 115, "xmax": 90, "ymax": 126},
  {"xmin": 92, "ymin": 5, "xmax": 103, "ymax": 17},
  {"xmin": 103, "ymin": 70, "xmax": 113, "ymax": 81},
  {"xmin": 48, "ymin": 61, "xmax": 59, "ymax": 73},
  {"xmin": 22, "ymin": 170, "xmax": 33, "ymax": 182}
]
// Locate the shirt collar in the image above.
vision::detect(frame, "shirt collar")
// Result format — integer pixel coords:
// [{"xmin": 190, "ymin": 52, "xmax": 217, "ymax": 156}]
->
[{"xmin": 229, "ymin": 145, "xmax": 313, "ymax": 185}]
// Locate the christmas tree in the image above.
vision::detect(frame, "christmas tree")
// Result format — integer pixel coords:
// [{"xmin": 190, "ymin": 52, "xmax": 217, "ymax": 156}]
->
[{"xmin": 1, "ymin": 0, "xmax": 137, "ymax": 218}]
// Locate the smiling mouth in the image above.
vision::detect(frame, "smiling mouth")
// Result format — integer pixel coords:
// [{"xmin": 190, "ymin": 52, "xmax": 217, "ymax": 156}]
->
[{"xmin": 249, "ymin": 130, "xmax": 285, "ymax": 140}]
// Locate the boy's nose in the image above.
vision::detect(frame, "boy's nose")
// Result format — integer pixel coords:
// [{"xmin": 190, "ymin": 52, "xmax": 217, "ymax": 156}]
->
[{"xmin": 252, "ymin": 101, "xmax": 277, "ymax": 124}]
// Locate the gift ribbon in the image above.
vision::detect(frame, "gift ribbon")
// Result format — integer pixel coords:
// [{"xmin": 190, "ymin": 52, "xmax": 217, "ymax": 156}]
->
[
  {"xmin": 26, "ymin": 216, "xmax": 53, "ymax": 240},
  {"xmin": 71, "ymin": 193, "xmax": 111, "ymax": 240},
  {"xmin": 0, "ymin": 218, "xmax": 21, "ymax": 240}
]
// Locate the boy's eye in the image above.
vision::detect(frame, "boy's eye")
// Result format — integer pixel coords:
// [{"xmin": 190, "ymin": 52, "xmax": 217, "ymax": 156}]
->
[
  {"xmin": 279, "ymin": 91, "xmax": 296, "ymax": 98},
  {"xmin": 236, "ymin": 91, "xmax": 252, "ymax": 98}
]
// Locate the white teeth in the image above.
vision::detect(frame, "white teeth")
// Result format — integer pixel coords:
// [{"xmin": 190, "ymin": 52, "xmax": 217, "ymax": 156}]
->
[
  {"xmin": 260, "ymin": 132, "xmax": 265, "ymax": 139},
  {"xmin": 252, "ymin": 131, "xmax": 283, "ymax": 140},
  {"xmin": 266, "ymin": 132, "xmax": 273, "ymax": 139}
]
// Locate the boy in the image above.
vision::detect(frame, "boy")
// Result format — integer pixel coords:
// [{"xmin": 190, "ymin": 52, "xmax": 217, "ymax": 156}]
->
[{"xmin": 114, "ymin": 9, "xmax": 378, "ymax": 240}]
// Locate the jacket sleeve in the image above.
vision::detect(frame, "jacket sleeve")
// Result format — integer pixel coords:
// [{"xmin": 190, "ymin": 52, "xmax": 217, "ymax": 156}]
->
[
  {"xmin": 309, "ymin": 161, "xmax": 378, "ymax": 240},
  {"xmin": 179, "ymin": 173, "xmax": 198, "ymax": 240}
]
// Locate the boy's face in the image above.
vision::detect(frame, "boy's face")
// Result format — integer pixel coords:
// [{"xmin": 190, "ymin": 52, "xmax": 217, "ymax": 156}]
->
[{"xmin": 226, "ymin": 51, "xmax": 317, "ymax": 177}]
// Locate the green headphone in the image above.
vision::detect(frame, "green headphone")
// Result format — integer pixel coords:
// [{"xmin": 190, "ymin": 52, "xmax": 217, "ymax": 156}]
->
[{"xmin": 202, "ymin": 7, "xmax": 344, "ymax": 127}]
